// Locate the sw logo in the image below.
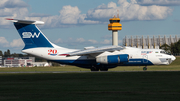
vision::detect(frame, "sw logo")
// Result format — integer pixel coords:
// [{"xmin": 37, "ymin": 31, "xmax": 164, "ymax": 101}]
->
[{"xmin": 22, "ymin": 32, "xmax": 40, "ymax": 38}]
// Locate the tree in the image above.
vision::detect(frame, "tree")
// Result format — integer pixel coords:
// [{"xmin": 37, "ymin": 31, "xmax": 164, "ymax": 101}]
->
[
  {"xmin": 7, "ymin": 49, "xmax": 10, "ymax": 56},
  {"xmin": 0, "ymin": 50, "xmax": 3, "ymax": 56},
  {"xmin": 160, "ymin": 44, "xmax": 170, "ymax": 53},
  {"xmin": 171, "ymin": 40, "xmax": 180, "ymax": 54}
]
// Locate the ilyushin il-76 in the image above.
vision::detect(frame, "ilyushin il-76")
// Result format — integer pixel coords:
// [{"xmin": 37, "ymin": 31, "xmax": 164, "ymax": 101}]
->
[{"xmin": 7, "ymin": 18, "xmax": 176, "ymax": 71}]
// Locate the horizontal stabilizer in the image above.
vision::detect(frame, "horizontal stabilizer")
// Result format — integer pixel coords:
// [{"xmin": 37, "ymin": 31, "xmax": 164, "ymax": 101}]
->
[{"xmin": 6, "ymin": 18, "xmax": 44, "ymax": 25}]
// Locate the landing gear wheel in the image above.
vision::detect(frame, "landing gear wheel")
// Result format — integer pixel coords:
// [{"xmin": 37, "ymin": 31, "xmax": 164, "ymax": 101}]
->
[
  {"xmin": 143, "ymin": 67, "xmax": 147, "ymax": 71},
  {"xmin": 91, "ymin": 66, "xmax": 99, "ymax": 71}
]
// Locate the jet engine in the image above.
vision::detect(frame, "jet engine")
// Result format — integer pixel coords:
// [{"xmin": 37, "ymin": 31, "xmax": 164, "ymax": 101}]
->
[{"xmin": 96, "ymin": 54, "xmax": 129, "ymax": 64}]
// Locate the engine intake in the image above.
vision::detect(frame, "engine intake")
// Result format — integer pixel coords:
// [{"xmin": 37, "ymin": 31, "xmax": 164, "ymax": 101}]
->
[{"xmin": 96, "ymin": 54, "xmax": 129, "ymax": 64}]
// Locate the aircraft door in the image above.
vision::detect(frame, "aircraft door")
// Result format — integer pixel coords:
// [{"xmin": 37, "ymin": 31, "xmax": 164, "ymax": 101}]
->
[{"xmin": 143, "ymin": 55, "xmax": 148, "ymax": 63}]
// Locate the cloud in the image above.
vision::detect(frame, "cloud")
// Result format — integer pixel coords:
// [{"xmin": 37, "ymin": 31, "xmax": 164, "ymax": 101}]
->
[
  {"xmin": 28, "ymin": 13, "xmax": 51, "ymax": 17},
  {"xmin": 0, "ymin": 0, "xmax": 28, "ymax": 8},
  {"xmin": 100, "ymin": 39, "xmax": 111, "ymax": 44},
  {"xmin": 0, "ymin": 0, "xmax": 29, "ymax": 28},
  {"xmin": 54, "ymin": 38, "xmax": 99, "ymax": 46},
  {"xmin": 86, "ymin": 0, "xmax": 173, "ymax": 22},
  {"xmin": 54, "ymin": 38, "xmax": 116, "ymax": 47},
  {"xmin": 0, "ymin": 37, "xmax": 9, "ymax": 47},
  {"xmin": 136, "ymin": 0, "xmax": 180, "ymax": 6},
  {"xmin": 10, "ymin": 38, "xmax": 24, "ymax": 47},
  {"xmin": 0, "ymin": 37, "xmax": 24, "ymax": 49},
  {"xmin": 0, "ymin": 0, "xmax": 174, "ymax": 29}
]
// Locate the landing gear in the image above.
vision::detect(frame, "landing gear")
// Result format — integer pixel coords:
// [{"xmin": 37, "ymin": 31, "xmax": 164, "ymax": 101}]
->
[
  {"xmin": 91, "ymin": 66, "xmax": 108, "ymax": 71},
  {"xmin": 143, "ymin": 66, "xmax": 147, "ymax": 71},
  {"xmin": 91, "ymin": 66, "xmax": 99, "ymax": 71}
]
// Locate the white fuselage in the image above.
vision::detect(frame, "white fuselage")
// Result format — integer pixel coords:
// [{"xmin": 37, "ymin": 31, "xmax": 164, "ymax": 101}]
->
[{"xmin": 22, "ymin": 46, "xmax": 176, "ymax": 66}]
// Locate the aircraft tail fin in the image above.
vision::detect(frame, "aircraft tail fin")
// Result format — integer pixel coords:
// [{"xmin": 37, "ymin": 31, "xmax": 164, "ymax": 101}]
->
[{"xmin": 7, "ymin": 18, "xmax": 54, "ymax": 50}]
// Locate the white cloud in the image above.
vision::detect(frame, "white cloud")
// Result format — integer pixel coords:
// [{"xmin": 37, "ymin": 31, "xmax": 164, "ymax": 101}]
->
[
  {"xmin": 107, "ymin": 2, "xmax": 117, "ymax": 8},
  {"xmin": 100, "ymin": 39, "xmax": 111, "ymax": 44},
  {"xmin": 59, "ymin": 5, "xmax": 81, "ymax": 24},
  {"xmin": 0, "ymin": 0, "xmax": 174, "ymax": 29},
  {"xmin": 0, "ymin": 37, "xmax": 9, "ymax": 47},
  {"xmin": 0, "ymin": 0, "xmax": 29, "ymax": 28},
  {"xmin": 86, "ymin": 0, "xmax": 173, "ymax": 22},
  {"xmin": 0, "ymin": 0, "xmax": 28, "ymax": 8},
  {"xmin": 10, "ymin": 38, "xmax": 24, "ymax": 47},
  {"xmin": 136, "ymin": 0, "xmax": 180, "ymax": 6},
  {"xmin": 0, "ymin": 37, "xmax": 24, "ymax": 48},
  {"xmin": 88, "ymin": 40, "xmax": 98, "ymax": 44},
  {"xmin": 76, "ymin": 38, "xmax": 85, "ymax": 43}
]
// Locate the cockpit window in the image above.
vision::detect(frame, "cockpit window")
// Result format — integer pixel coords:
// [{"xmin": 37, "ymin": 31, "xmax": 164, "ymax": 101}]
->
[
  {"xmin": 160, "ymin": 51, "xmax": 165, "ymax": 54},
  {"xmin": 160, "ymin": 51, "xmax": 171, "ymax": 55}
]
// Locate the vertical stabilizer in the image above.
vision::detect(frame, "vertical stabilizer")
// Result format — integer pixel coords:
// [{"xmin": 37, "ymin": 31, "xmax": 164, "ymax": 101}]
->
[{"xmin": 8, "ymin": 19, "xmax": 54, "ymax": 49}]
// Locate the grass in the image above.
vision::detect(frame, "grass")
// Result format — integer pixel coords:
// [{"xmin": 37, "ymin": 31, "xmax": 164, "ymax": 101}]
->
[
  {"xmin": 0, "ymin": 72, "xmax": 180, "ymax": 101},
  {"xmin": 0, "ymin": 57, "xmax": 180, "ymax": 101}
]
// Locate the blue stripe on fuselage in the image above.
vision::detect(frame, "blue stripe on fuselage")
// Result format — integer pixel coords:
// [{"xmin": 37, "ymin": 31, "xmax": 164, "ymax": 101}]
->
[{"xmin": 51, "ymin": 58, "xmax": 154, "ymax": 68}]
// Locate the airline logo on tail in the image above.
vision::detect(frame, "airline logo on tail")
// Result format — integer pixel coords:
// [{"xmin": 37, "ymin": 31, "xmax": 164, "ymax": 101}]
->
[{"xmin": 22, "ymin": 32, "xmax": 40, "ymax": 38}]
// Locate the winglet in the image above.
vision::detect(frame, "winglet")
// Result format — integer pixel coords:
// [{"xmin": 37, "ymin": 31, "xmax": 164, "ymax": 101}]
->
[{"xmin": 6, "ymin": 18, "xmax": 44, "ymax": 25}]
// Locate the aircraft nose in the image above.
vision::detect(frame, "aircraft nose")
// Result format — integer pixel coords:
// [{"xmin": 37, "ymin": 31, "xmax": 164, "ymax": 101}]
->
[{"xmin": 171, "ymin": 55, "xmax": 176, "ymax": 61}]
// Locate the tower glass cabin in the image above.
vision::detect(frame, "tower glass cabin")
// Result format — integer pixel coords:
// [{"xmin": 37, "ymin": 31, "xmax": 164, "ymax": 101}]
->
[{"xmin": 108, "ymin": 18, "xmax": 122, "ymax": 30}]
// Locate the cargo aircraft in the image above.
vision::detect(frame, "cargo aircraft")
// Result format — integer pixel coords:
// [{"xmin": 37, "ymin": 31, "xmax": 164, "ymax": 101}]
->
[{"xmin": 7, "ymin": 19, "xmax": 176, "ymax": 71}]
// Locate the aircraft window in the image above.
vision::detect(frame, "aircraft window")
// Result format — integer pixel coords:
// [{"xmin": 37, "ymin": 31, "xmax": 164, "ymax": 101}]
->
[
  {"xmin": 160, "ymin": 51, "xmax": 171, "ymax": 55},
  {"xmin": 160, "ymin": 51, "xmax": 165, "ymax": 54}
]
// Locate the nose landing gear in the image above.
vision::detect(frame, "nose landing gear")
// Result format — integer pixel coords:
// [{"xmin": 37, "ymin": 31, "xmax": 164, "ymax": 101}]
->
[{"xmin": 143, "ymin": 66, "xmax": 147, "ymax": 71}]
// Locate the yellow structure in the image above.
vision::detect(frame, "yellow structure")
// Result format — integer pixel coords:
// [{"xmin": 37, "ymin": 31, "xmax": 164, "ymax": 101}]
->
[{"xmin": 108, "ymin": 17, "xmax": 122, "ymax": 46}]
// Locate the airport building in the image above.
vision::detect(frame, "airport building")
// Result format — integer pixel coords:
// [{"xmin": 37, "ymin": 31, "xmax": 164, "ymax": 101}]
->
[
  {"xmin": 3, "ymin": 57, "xmax": 34, "ymax": 67},
  {"xmin": 2, "ymin": 57, "xmax": 51, "ymax": 67},
  {"xmin": 123, "ymin": 35, "xmax": 180, "ymax": 49}
]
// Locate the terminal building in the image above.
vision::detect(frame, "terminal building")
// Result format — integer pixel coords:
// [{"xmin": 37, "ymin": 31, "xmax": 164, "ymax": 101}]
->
[
  {"xmin": 1, "ymin": 57, "xmax": 52, "ymax": 67},
  {"xmin": 123, "ymin": 35, "xmax": 180, "ymax": 49},
  {"xmin": 3, "ymin": 57, "xmax": 34, "ymax": 67}
]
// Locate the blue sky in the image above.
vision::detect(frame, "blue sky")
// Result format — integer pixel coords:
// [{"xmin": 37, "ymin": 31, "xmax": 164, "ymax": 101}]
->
[{"xmin": 0, "ymin": 0, "xmax": 180, "ymax": 53}]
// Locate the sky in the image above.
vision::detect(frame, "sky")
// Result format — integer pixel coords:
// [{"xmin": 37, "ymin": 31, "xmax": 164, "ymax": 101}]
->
[{"xmin": 0, "ymin": 0, "xmax": 180, "ymax": 53}]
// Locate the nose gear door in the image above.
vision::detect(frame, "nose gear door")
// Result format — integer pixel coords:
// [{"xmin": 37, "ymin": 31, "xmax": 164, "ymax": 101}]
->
[{"xmin": 143, "ymin": 55, "xmax": 148, "ymax": 63}]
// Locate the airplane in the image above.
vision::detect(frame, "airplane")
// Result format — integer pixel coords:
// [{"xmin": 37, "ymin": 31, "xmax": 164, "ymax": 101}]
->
[{"xmin": 7, "ymin": 18, "xmax": 176, "ymax": 71}]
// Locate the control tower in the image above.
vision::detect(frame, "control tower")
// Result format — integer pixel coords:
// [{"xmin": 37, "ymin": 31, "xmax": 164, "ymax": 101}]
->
[{"xmin": 108, "ymin": 16, "xmax": 122, "ymax": 46}]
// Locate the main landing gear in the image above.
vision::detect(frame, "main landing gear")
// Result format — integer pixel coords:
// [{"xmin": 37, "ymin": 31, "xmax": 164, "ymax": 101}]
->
[
  {"xmin": 143, "ymin": 66, "xmax": 147, "ymax": 71},
  {"xmin": 91, "ymin": 66, "xmax": 108, "ymax": 71}
]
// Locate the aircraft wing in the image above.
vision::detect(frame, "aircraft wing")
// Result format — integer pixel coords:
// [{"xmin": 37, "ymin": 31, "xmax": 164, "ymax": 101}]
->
[{"xmin": 67, "ymin": 46, "xmax": 124, "ymax": 57}]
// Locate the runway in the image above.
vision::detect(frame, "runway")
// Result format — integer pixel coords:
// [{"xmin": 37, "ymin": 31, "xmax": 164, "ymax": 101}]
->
[{"xmin": 0, "ymin": 71, "xmax": 179, "ymax": 74}]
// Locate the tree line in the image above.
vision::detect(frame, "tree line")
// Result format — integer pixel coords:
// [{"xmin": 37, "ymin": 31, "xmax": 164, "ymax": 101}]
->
[{"xmin": 160, "ymin": 40, "xmax": 180, "ymax": 54}]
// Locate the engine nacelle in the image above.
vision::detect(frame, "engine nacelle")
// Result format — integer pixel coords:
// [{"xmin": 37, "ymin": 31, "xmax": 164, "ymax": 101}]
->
[{"xmin": 96, "ymin": 54, "xmax": 129, "ymax": 64}]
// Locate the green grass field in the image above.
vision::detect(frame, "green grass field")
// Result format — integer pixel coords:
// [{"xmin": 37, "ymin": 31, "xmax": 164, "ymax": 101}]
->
[
  {"xmin": 0, "ymin": 72, "xmax": 180, "ymax": 101},
  {"xmin": 0, "ymin": 57, "xmax": 180, "ymax": 101}
]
